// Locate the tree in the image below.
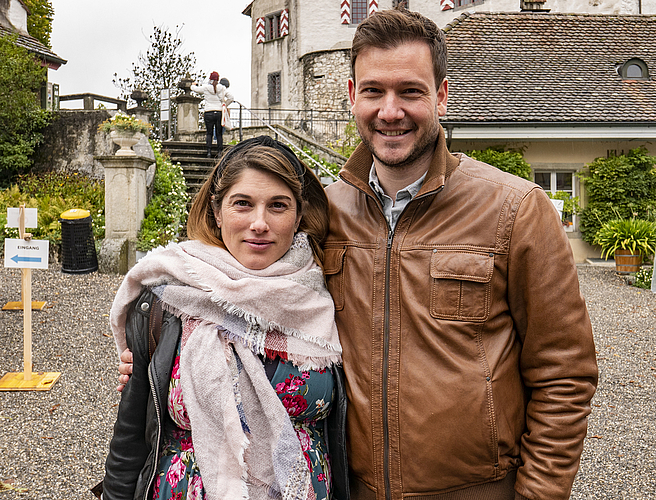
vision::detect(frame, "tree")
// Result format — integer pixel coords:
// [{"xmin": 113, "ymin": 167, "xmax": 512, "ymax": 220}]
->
[
  {"xmin": 113, "ymin": 24, "xmax": 204, "ymax": 139},
  {"xmin": 578, "ymin": 147, "xmax": 656, "ymax": 244},
  {"xmin": 0, "ymin": 33, "xmax": 51, "ymax": 187},
  {"xmin": 22, "ymin": 0, "xmax": 54, "ymax": 48},
  {"xmin": 468, "ymin": 147, "xmax": 532, "ymax": 180}
]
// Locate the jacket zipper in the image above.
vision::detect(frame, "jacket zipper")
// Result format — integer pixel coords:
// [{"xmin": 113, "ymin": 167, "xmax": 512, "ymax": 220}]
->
[
  {"xmin": 383, "ymin": 227, "xmax": 393, "ymax": 500},
  {"xmin": 145, "ymin": 364, "xmax": 163, "ymax": 500},
  {"xmin": 382, "ymin": 188, "xmax": 443, "ymax": 500},
  {"xmin": 340, "ymin": 175, "xmax": 443, "ymax": 500}
]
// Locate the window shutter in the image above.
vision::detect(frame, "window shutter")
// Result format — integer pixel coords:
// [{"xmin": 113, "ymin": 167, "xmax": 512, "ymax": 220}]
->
[
  {"xmin": 440, "ymin": 0, "xmax": 454, "ymax": 10},
  {"xmin": 280, "ymin": 9, "xmax": 289, "ymax": 37},
  {"xmin": 256, "ymin": 17, "xmax": 265, "ymax": 43},
  {"xmin": 341, "ymin": 0, "xmax": 351, "ymax": 24},
  {"xmin": 368, "ymin": 0, "xmax": 378, "ymax": 16}
]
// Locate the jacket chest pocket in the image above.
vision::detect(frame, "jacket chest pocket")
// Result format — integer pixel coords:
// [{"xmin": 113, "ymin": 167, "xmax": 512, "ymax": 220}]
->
[
  {"xmin": 430, "ymin": 250, "xmax": 494, "ymax": 322},
  {"xmin": 323, "ymin": 247, "xmax": 347, "ymax": 311}
]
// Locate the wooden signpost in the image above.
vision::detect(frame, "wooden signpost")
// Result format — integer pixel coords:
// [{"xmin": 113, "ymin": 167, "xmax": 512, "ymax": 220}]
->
[{"xmin": 0, "ymin": 205, "xmax": 61, "ymax": 391}]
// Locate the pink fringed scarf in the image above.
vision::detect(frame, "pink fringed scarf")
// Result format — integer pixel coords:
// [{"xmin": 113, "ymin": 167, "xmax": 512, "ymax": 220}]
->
[{"xmin": 109, "ymin": 233, "xmax": 341, "ymax": 500}]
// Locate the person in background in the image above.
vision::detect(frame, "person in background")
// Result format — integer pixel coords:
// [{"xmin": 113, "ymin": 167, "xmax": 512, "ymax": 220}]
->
[
  {"xmin": 104, "ymin": 136, "xmax": 347, "ymax": 500},
  {"xmin": 191, "ymin": 71, "xmax": 233, "ymax": 158}
]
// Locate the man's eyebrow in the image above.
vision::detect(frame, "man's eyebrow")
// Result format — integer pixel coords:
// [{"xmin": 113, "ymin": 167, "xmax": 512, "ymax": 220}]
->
[{"xmin": 357, "ymin": 78, "xmax": 429, "ymax": 88}]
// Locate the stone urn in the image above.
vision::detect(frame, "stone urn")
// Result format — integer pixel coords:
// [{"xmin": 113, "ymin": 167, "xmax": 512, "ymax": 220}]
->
[{"xmin": 110, "ymin": 130, "xmax": 140, "ymax": 156}]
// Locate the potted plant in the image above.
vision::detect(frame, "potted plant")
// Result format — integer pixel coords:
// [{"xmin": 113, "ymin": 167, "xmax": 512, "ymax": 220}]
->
[
  {"xmin": 98, "ymin": 112, "xmax": 152, "ymax": 156},
  {"xmin": 593, "ymin": 218, "xmax": 656, "ymax": 274}
]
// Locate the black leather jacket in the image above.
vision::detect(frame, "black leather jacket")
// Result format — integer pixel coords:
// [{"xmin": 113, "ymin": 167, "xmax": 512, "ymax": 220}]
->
[{"xmin": 103, "ymin": 290, "xmax": 349, "ymax": 500}]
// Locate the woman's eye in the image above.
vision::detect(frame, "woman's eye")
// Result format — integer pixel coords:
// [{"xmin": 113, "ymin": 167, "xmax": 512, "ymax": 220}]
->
[
  {"xmin": 271, "ymin": 202, "xmax": 288, "ymax": 210},
  {"xmin": 234, "ymin": 200, "xmax": 250, "ymax": 207}
]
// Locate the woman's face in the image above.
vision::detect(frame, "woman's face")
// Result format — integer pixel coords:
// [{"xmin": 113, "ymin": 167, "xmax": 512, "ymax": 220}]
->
[{"xmin": 215, "ymin": 168, "xmax": 301, "ymax": 270}]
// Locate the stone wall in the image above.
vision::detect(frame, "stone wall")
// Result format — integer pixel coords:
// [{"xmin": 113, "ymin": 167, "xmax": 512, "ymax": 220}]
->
[
  {"xmin": 31, "ymin": 110, "xmax": 154, "ymax": 179},
  {"xmin": 302, "ymin": 49, "xmax": 351, "ymax": 111},
  {"xmin": 31, "ymin": 110, "xmax": 114, "ymax": 179}
]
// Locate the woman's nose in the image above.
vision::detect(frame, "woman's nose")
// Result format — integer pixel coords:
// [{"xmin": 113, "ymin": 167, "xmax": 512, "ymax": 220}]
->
[{"xmin": 250, "ymin": 208, "xmax": 269, "ymax": 233}]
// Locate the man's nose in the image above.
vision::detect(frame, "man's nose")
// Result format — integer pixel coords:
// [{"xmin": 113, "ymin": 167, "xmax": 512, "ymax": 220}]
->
[{"xmin": 378, "ymin": 93, "xmax": 404, "ymax": 122}]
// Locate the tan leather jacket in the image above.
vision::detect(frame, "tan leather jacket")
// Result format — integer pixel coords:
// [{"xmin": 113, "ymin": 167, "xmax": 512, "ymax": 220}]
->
[{"xmin": 323, "ymin": 126, "xmax": 597, "ymax": 500}]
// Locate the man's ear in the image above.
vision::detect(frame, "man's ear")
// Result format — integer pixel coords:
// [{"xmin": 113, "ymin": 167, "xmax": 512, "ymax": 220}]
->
[
  {"xmin": 348, "ymin": 78, "xmax": 356, "ymax": 108},
  {"xmin": 437, "ymin": 78, "xmax": 448, "ymax": 117}
]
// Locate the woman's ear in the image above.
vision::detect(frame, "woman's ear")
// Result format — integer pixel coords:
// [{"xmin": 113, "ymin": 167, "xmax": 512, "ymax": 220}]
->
[{"xmin": 295, "ymin": 201, "xmax": 306, "ymax": 231}]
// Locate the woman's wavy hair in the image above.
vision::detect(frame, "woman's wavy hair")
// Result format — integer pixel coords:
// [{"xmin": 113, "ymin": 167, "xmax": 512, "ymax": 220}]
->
[{"xmin": 187, "ymin": 136, "xmax": 329, "ymax": 266}]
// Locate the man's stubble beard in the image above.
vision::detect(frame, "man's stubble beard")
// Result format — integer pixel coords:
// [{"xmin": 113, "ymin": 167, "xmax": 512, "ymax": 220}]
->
[{"xmin": 357, "ymin": 114, "xmax": 441, "ymax": 170}]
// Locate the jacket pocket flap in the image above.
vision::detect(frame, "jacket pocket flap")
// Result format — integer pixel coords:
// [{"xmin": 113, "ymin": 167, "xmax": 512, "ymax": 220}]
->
[
  {"xmin": 323, "ymin": 248, "xmax": 346, "ymax": 275},
  {"xmin": 430, "ymin": 251, "xmax": 493, "ymax": 283}
]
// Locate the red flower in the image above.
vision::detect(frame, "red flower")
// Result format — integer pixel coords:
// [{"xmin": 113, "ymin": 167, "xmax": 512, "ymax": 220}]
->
[{"xmin": 281, "ymin": 394, "xmax": 308, "ymax": 417}]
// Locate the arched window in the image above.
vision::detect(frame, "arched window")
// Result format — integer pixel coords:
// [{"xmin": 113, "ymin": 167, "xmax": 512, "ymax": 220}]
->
[{"xmin": 619, "ymin": 58, "xmax": 649, "ymax": 80}]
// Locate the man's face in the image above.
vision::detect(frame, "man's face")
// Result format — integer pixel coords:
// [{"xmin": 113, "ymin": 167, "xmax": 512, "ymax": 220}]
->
[{"xmin": 348, "ymin": 41, "xmax": 448, "ymax": 170}]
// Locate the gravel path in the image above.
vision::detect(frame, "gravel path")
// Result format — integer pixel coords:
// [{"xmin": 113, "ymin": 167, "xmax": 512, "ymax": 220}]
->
[{"xmin": 0, "ymin": 264, "xmax": 654, "ymax": 499}]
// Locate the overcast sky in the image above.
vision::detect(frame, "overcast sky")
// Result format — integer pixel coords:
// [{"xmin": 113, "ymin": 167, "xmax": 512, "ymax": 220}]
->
[{"xmin": 48, "ymin": 0, "xmax": 253, "ymax": 108}]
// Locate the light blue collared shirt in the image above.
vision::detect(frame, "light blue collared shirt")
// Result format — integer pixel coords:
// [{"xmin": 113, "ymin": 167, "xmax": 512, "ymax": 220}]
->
[{"xmin": 368, "ymin": 163, "xmax": 426, "ymax": 232}]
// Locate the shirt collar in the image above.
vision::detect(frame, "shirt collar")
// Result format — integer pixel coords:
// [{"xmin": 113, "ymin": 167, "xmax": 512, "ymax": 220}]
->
[{"xmin": 368, "ymin": 162, "xmax": 427, "ymax": 202}]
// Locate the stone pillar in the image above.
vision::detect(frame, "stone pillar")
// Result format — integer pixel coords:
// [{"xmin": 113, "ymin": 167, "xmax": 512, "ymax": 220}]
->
[
  {"xmin": 174, "ymin": 75, "xmax": 203, "ymax": 142},
  {"xmin": 95, "ymin": 155, "xmax": 154, "ymax": 274}
]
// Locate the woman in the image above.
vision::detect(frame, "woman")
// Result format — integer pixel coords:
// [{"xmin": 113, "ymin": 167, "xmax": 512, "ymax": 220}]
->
[
  {"xmin": 103, "ymin": 136, "xmax": 347, "ymax": 500},
  {"xmin": 191, "ymin": 71, "xmax": 233, "ymax": 157}
]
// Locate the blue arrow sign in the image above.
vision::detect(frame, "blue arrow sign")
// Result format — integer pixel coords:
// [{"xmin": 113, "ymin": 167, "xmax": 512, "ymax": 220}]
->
[{"xmin": 11, "ymin": 255, "xmax": 42, "ymax": 264}]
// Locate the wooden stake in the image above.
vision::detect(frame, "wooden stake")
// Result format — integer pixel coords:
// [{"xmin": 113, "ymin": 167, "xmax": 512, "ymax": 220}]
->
[{"xmin": 22, "ymin": 267, "xmax": 32, "ymax": 381}]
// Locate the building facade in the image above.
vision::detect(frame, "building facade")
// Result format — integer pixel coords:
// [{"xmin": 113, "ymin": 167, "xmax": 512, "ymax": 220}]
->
[
  {"xmin": 243, "ymin": 0, "xmax": 656, "ymax": 111},
  {"xmin": 242, "ymin": 0, "xmax": 656, "ymax": 262}
]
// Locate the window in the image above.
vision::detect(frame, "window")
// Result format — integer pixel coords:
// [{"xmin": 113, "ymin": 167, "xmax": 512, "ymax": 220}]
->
[
  {"xmin": 619, "ymin": 58, "xmax": 649, "ymax": 80},
  {"xmin": 534, "ymin": 171, "xmax": 576, "ymax": 231},
  {"xmin": 626, "ymin": 64, "xmax": 643, "ymax": 78},
  {"xmin": 268, "ymin": 72, "xmax": 281, "ymax": 105},
  {"xmin": 352, "ymin": 0, "xmax": 368, "ymax": 24},
  {"xmin": 265, "ymin": 12, "xmax": 282, "ymax": 41}
]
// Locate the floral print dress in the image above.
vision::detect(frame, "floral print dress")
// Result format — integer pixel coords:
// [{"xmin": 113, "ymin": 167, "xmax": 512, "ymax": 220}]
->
[{"xmin": 152, "ymin": 331, "xmax": 335, "ymax": 500}]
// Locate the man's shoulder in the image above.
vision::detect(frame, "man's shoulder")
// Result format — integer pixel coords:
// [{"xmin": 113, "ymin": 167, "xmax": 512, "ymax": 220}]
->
[{"xmin": 452, "ymin": 152, "xmax": 537, "ymax": 195}]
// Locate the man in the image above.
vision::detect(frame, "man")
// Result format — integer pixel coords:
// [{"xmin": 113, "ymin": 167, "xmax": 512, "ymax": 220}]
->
[
  {"xmin": 120, "ymin": 8, "xmax": 597, "ymax": 500},
  {"xmin": 320, "ymin": 7, "xmax": 597, "ymax": 500}
]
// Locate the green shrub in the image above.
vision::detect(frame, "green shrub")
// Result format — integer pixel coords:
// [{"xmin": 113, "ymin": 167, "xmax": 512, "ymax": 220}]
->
[
  {"xmin": 292, "ymin": 146, "xmax": 341, "ymax": 179},
  {"xmin": 136, "ymin": 141, "xmax": 189, "ymax": 252},
  {"xmin": 468, "ymin": 147, "xmax": 532, "ymax": 180},
  {"xmin": 327, "ymin": 119, "xmax": 361, "ymax": 159},
  {"xmin": 593, "ymin": 218, "xmax": 656, "ymax": 260},
  {"xmin": 634, "ymin": 267, "xmax": 653, "ymax": 289},
  {"xmin": 578, "ymin": 148, "xmax": 656, "ymax": 245},
  {"xmin": 0, "ymin": 34, "xmax": 53, "ymax": 186},
  {"xmin": 0, "ymin": 172, "xmax": 105, "ymax": 251}
]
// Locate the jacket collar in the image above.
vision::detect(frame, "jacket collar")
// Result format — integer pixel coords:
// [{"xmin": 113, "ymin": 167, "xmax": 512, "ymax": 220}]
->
[{"xmin": 339, "ymin": 124, "xmax": 460, "ymax": 197}]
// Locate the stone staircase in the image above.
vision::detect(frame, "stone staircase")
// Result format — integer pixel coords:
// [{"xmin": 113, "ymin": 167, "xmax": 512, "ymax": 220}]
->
[{"xmin": 161, "ymin": 140, "xmax": 227, "ymax": 196}]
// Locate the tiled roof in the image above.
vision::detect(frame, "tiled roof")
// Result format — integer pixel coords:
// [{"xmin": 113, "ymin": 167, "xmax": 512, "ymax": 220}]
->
[
  {"xmin": 0, "ymin": 24, "xmax": 66, "ymax": 67},
  {"xmin": 443, "ymin": 12, "xmax": 656, "ymax": 123}
]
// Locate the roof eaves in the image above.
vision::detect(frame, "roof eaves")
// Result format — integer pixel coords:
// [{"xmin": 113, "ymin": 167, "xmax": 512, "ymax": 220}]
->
[{"xmin": 443, "ymin": 11, "xmax": 472, "ymax": 33}]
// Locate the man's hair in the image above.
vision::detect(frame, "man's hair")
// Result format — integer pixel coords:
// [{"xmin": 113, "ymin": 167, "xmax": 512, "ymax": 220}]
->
[{"xmin": 350, "ymin": 8, "xmax": 447, "ymax": 89}]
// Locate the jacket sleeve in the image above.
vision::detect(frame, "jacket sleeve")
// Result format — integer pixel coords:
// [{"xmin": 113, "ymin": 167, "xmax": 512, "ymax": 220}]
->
[
  {"xmin": 103, "ymin": 293, "xmax": 154, "ymax": 500},
  {"xmin": 224, "ymin": 89, "xmax": 235, "ymax": 106},
  {"xmin": 507, "ymin": 187, "xmax": 598, "ymax": 500}
]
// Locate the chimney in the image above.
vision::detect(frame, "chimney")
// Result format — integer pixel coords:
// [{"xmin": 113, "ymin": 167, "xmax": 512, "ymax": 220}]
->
[{"xmin": 520, "ymin": 0, "xmax": 550, "ymax": 12}]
